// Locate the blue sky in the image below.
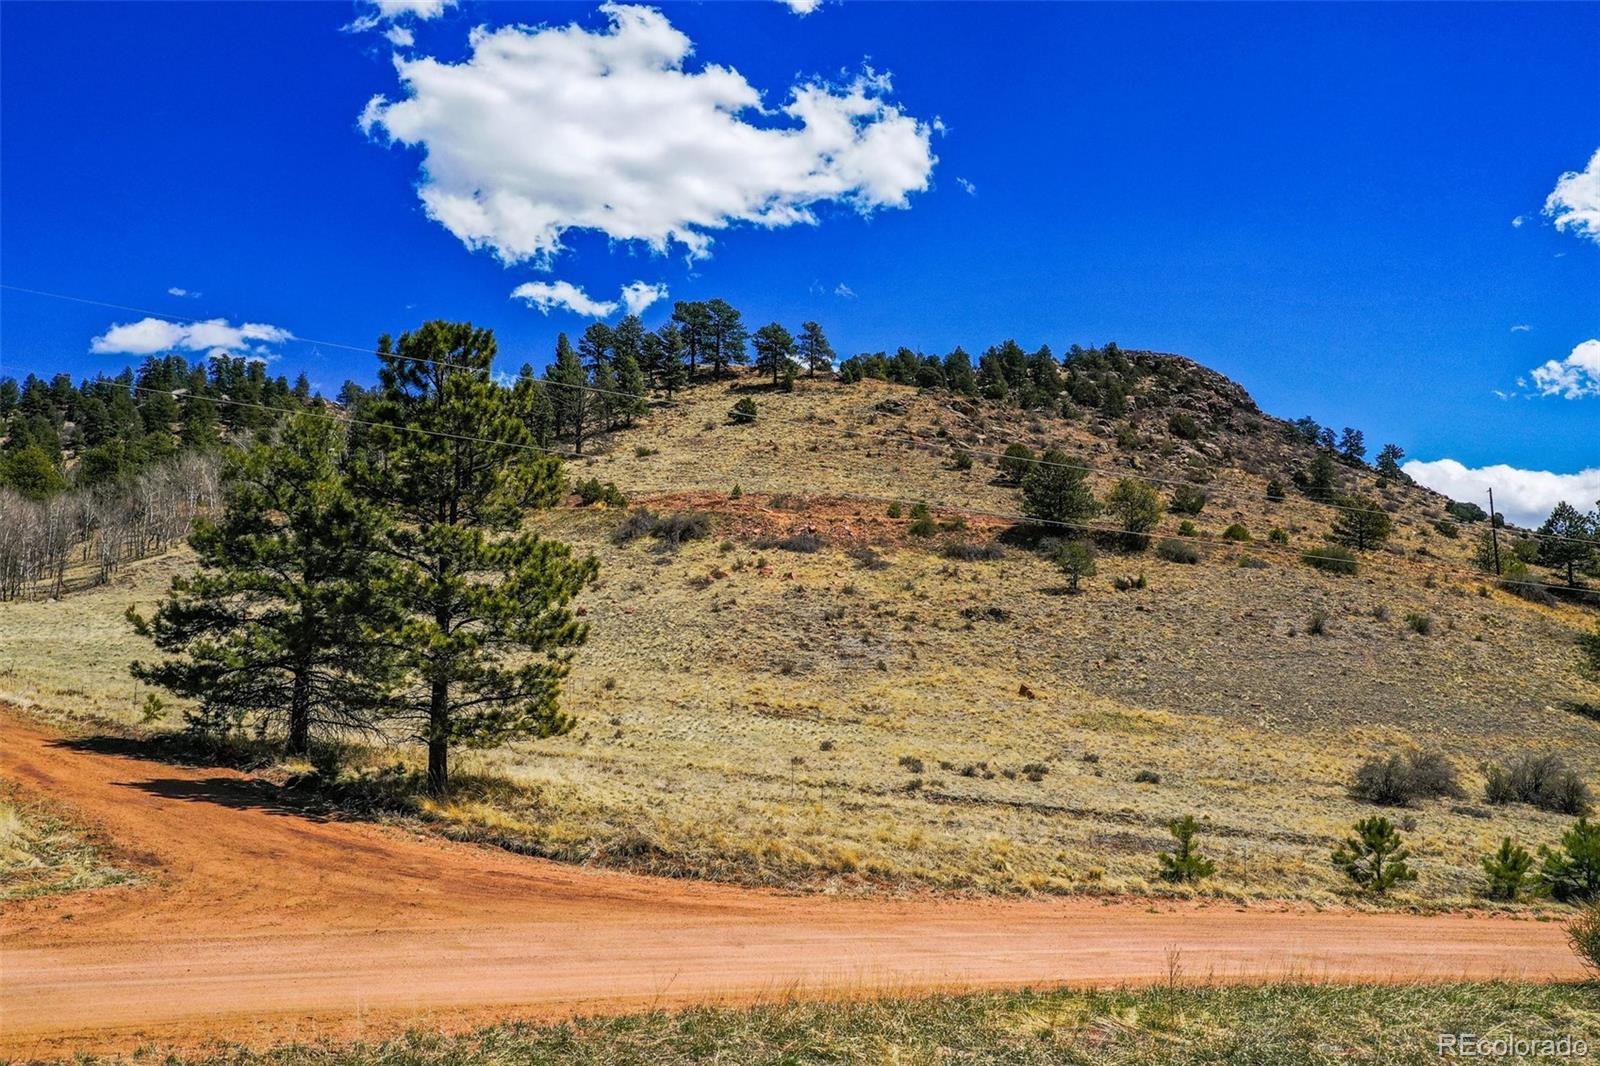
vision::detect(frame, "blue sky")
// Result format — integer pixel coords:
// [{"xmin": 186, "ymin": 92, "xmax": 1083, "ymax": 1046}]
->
[{"xmin": 1, "ymin": 1, "xmax": 1596, "ymax": 518}]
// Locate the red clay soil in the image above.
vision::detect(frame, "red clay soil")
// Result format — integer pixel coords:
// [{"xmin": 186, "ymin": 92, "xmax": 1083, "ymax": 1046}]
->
[{"xmin": 0, "ymin": 710, "xmax": 1584, "ymax": 1059}]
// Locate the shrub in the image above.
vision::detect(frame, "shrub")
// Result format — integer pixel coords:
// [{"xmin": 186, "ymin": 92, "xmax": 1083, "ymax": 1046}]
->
[
  {"xmin": 1169, "ymin": 484, "xmax": 1207, "ymax": 515},
  {"xmin": 1331, "ymin": 816, "xmax": 1417, "ymax": 894},
  {"xmin": 1102, "ymin": 477, "xmax": 1164, "ymax": 551},
  {"xmin": 898, "ymin": 754, "xmax": 924, "ymax": 775},
  {"xmin": 762, "ymin": 530, "xmax": 824, "ymax": 553},
  {"xmin": 1265, "ymin": 479, "xmax": 1288, "ymax": 502},
  {"xmin": 950, "ymin": 449, "xmax": 974, "ymax": 471},
  {"xmin": 729, "ymin": 397, "xmax": 758, "ymax": 423},
  {"xmin": 1238, "ymin": 555, "xmax": 1269, "ymax": 570},
  {"xmin": 1156, "ymin": 538, "xmax": 1199, "ymax": 564},
  {"xmin": 1221, "ymin": 523, "xmax": 1251, "ymax": 542},
  {"xmin": 1167, "ymin": 412, "xmax": 1202, "ymax": 440},
  {"xmin": 613, "ymin": 509, "xmax": 661, "ymax": 544},
  {"xmin": 1303, "ymin": 544, "xmax": 1358, "ymax": 574},
  {"xmin": 1307, "ymin": 609, "xmax": 1329, "ymax": 636},
  {"xmin": 652, "ymin": 510, "xmax": 714, "ymax": 547},
  {"xmin": 1433, "ymin": 519, "xmax": 1460, "ymax": 539},
  {"xmin": 943, "ymin": 540, "xmax": 1004, "ymax": 562},
  {"xmin": 1267, "ymin": 527, "xmax": 1289, "ymax": 545},
  {"xmin": 886, "ymin": 501, "xmax": 902, "ymax": 519},
  {"xmin": 575, "ymin": 478, "xmax": 628, "ymax": 507},
  {"xmin": 1156, "ymin": 815, "xmax": 1216, "ymax": 883},
  {"xmin": 1349, "ymin": 750, "xmax": 1464, "ymax": 806},
  {"xmin": 731, "ymin": 484, "xmax": 743, "ymax": 499},
  {"xmin": 1571, "ymin": 903, "xmax": 1600, "ymax": 973},
  {"xmin": 1113, "ymin": 573, "xmax": 1147, "ymax": 591},
  {"xmin": 1539, "ymin": 817, "xmax": 1600, "ymax": 903},
  {"xmin": 1053, "ymin": 539, "xmax": 1097, "ymax": 592},
  {"xmin": 1480, "ymin": 837, "xmax": 1535, "ymax": 902},
  {"xmin": 1484, "ymin": 752, "xmax": 1592, "ymax": 815},
  {"xmin": 634, "ymin": 445, "xmax": 660, "ymax": 458},
  {"xmin": 1404, "ymin": 612, "xmax": 1433, "ymax": 636},
  {"xmin": 908, "ymin": 515, "xmax": 938, "ymax": 538},
  {"xmin": 1498, "ymin": 560, "xmax": 1551, "ymax": 604},
  {"xmin": 1176, "ymin": 520, "xmax": 1198, "ymax": 537},
  {"xmin": 1581, "ymin": 623, "xmax": 1600, "ymax": 680},
  {"xmin": 998, "ymin": 443, "xmax": 1035, "ymax": 484},
  {"xmin": 1133, "ymin": 769, "xmax": 1162, "ymax": 784}
]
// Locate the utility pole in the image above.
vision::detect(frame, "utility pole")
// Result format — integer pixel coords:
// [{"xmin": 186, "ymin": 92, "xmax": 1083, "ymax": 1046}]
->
[{"xmin": 1488, "ymin": 488, "xmax": 1501, "ymax": 575}]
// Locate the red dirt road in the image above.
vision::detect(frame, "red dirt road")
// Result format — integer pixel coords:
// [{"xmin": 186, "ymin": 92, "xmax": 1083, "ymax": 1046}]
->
[{"xmin": 0, "ymin": 712, "xmax": 1584, "ymax": 1059}]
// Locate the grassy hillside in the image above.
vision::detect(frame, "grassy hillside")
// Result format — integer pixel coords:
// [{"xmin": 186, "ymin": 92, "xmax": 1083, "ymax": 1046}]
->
[{"xmin": 3, "ymin": 364, "xmax": 1596, "ymax": 907}]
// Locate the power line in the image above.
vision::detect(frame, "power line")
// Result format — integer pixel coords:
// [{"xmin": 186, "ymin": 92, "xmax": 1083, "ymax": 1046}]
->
[{"xmin": 3, "ymin": 280, "xmax": 1594, "ymax": 549}]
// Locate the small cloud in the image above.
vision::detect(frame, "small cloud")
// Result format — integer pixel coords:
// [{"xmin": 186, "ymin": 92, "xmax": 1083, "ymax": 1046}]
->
[
  {"xmin": 1509, "ymin": 324, "xmax": 1531, "ymax": 333},
  {"xmin": 1510, "ymin": 215, "xmax": 1525, "ymax": 228},
  {"xmin": 90, "ymin": 316, "xmax": 292, "ymax": 358},
  {"xmin": 1542, "ymin": 147, "xmax": 1600, "ymax": 244},
  {"xmin": 781, "ymin": 0, "xmax": 822, "ymax": 13},
  {"xmin": 1491, "ymin": 389, "xmax": 1515, "ymax": 400},
  {"xmin": 345, "ymin": 0, "xmax": 454, "ymax": 34},
  {"xmin": 167, "ymin": 287, "xmax": 200, "ymax": 298},
  {"xmin": 834, "ymin": 283, "xmax": 857, "ymax": 299},
  {"xmin": 1528, "ymin": 338, "xmax": 1600, "ymax": 399},
  {"xmin": 1403, "ymin": 458, "xmax": 1600, "ymax": 528},
  {"xmin": 956, "ymin": 177, "xmax": 977, "ymax": 196},
  {"xmin": 619, "ymin": 280, "xmax": 669, "ymax": 317},
  {"xmin": 510, "ymin": 280, "xmax": 617, "ymax": 318},
  {"xmin": 385, "ymin": 25, "xmax": 414, "ymax": 47}
]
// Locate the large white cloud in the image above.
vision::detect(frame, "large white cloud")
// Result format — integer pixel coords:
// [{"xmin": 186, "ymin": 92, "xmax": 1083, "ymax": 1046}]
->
[
  {"xmin": 1403, "ymin": 458, "xmax": 1600, "ymax": 528},
  {"xmin": 359, "ymin": 3, "xmax": 937, "ymax": 268},
  {"xmin": 1528, "ymin": 338, "xmax": 1600, "ymax": 399},
  {"xmin": 90, "ymin": 317, "xmax": 293, "ymax": 359},
  {"xmin": 1543, "ymin": 147, "xmax": 1600, "ymax": 243}
]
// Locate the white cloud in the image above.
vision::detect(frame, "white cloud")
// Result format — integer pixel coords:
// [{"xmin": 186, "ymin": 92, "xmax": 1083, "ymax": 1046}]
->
[
  {"xmin": 347, "ymin": 0, "xmax": 454, "ymax": 33},
  {"xmin": 1542, "ymin": 147, "xmax": 1600, "ymax": 243},
  {"xmin": 1403, "ymin": 458, "xmax": 1600, "ymax": 529},
  {"xmin": 360, "ymin": 4, "xmax": 938, "ymax": 269},
  {"xmin": 619, "ymin": 280, "xmax": 668, "ymax": 317},
  {"xmin": 90, "ymin": 317, "xmax": 293, "ymax": 358},
  {"xmin": 1528, "ymin": 338, "xmax": 1600, "ymax": 399},
  {"xmin": 510, "ymin": 281, "xmax": 618, "ymax": 317},
  {"xmin": 956, "ymin": 177, "xmax": 977, "ymax": 196},
  {"xmin": 782, "ymin": 0, "xmax": 822, "ymax": 14},
  {"xmin": 1511, "ymin": 215, "xmax": 1525, "ymax": 228},
  {"xmin": 166, "ymin": 286, "xmax": 200, "ymax": 298},
  {"xmin": 385, "ymin": 25, "xmax": 415, "ymax": 47},
  {"xmin": 1509, "ymin": 324, "xmax": 1531, "ymax": 332},
  {"xmin": 834, "ymin": 282, "xmax": 857, "ymax": 299}
]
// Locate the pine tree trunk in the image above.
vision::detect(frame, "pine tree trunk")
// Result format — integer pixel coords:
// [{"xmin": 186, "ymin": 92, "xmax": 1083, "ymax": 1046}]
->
[
  {"xmin": 287, "ymin": 671, "xmax": 311, "ymax": 756},
  {"xmin": 427, "ymin": 678, "xmax": 450, "ymax": 796}
]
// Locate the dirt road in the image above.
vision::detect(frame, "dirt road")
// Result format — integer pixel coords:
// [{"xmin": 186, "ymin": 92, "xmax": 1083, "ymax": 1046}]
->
[{"xmin": 1, "ymin": 712, "xmax": 1583, "ymax": 1058}]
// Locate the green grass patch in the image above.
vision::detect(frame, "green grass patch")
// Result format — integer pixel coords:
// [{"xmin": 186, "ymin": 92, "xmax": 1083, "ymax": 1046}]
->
[{"xmin": 73, "ymin": 982, "xmax": 1600, "ymax": 1065}]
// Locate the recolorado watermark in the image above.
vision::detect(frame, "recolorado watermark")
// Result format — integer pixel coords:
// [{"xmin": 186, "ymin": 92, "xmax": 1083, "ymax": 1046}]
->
[{"xmin": 1438, "ymin": 1032, "xmax": 1590, "ymax": 1058}]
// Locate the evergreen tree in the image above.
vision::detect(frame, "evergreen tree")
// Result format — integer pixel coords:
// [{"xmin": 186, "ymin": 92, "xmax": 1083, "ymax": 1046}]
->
[
  {"xmin": 1020, "ymin": 449, "xmax": 1098, "ymax": 530},
  {"xmin": 579, "ymin": 322, "xmax": 616, "ymax": 429},
  {"xmin": 359, "ymin": 321, "xmax": 598, "ymax": 795},
  {"xmin": 671, "ymin": 300, "xmax": 712, "ymax": 379},
  {"xmin": 798, "ymin": 321, "xmax": 835, "ymax": 378},
  {"xmin": 129, "ymin": 413, "xmax": 395, "ymax": 755},
  {"xmin": 704, "ymin": 298, "xmax": 747, "ymax": 377},
  {"xmin": 654, "ymin": 323, "xmax": 688, "ymax": 398},
  {"xmin": 1338, "ymin": 427, "xmax": 1367, "ymax": 464},
  {"xmin": 614, "ymin": 352, "xmax": 648, "ymax": 426},
  {"xmin": 545, "ymin": 333, "xmax": 592, "ymax": 454},
  {"xmin": 514, "ymin": 364, "xmax": 556, "ymax": 448},
  {"xmin": 1331, "ymin": 816, "xmax": 1417, "ymax": 894},
  {"xmin": 1330, "ymin": 495, "xmax": 1394, "ymax": 551},
  {"xmin": 1537, "ymin": 501, "xmax": 1595, "ymax": 587},
  {"xmin": 1102, "ymin": 477, "xmax": 1164, "ymax": 551},
  {"xmin": 751, "ymin": 322, "xmax": 798, "ymax": 387},
  {"xmin": 1481, "ymin": 837, "xmax": 1534, "ymax": 901},
  {"xmin": 1375, "ymin": 443, "xmax": 1408, "ymax": 482},
  {"xmin": 2, "ymin": 445, "xmax": 65, "ymax": 500},
  {"xmin": 1156, "ymin": 815, "xmax": 1217, "ymax": 883},
  {"xmin": 1053, "ymin": 539, "xmax": 1096, "ymax": 592}
]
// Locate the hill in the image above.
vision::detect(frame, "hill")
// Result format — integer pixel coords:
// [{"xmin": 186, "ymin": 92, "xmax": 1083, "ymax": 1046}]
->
[{"xmin": 3, "ymin": 354, "xmax": 1597, "ymax": 909}]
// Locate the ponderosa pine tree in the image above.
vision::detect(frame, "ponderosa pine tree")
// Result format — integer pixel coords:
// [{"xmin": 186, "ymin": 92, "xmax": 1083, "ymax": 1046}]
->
[
  {"xmin": 1020, "ymin": 449, "xmax": 1098, "ymax": 530},
  {"xmin": 671, "ymin": 300, "xmax": 712, "ymax": 380},
  {"xmin": 654, "ymin": 323, "xmax": 688, "ymax": 397},
  {"xmin": 360, "ymin": 321, "xmax": 598, "ymax": 796},
  {"xmin": 1537, "ymin": 501, "xmax": 1596, "ymax": 588},
  {"xmin": 545, "ymin": 333, "xmax": 591, "ymax": 453},
  {"xmin": 798, "ymin": 321, "xmax": 835, "ymax": 378},
  {"xmin": 579, "ymin": 322, "xmax": 616, "ymax": 429},
  {"xmin": 751, "ymin": 322, "xmax": 798, "ymax": 387},
  {"xmin": 1330, "ymin": 495, "xmax": 1393, "ymax": 551},
  {"xmin": 614, "ymin": 352, "xmax": 648, "ymax": 426},
  {"xmin": 129, "ymin": 412, "xmax": 395, "ymax": 755},
  {"xmin": 705, "ymin": 298, "xmax": 747, "ymax": 378}
]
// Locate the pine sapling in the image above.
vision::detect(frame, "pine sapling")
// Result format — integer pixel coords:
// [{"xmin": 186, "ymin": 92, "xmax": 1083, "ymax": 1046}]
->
[
  {"xmin": 1157, "ymin": 814, "xmax": 1217, "ymax": 883},
  {"xmin": 1331, "ymin": 816, "xmax": 1417, "ymax": 894},
  {"xmin": 1480, "ymin": 837, "xmax": 1534, "ymax": 902}
]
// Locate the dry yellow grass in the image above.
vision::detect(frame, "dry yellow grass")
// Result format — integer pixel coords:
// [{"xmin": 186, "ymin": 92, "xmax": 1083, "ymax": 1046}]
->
[{"xmin": 3, "ymin": 372, "xmax": 1596, "ymax": 907}]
